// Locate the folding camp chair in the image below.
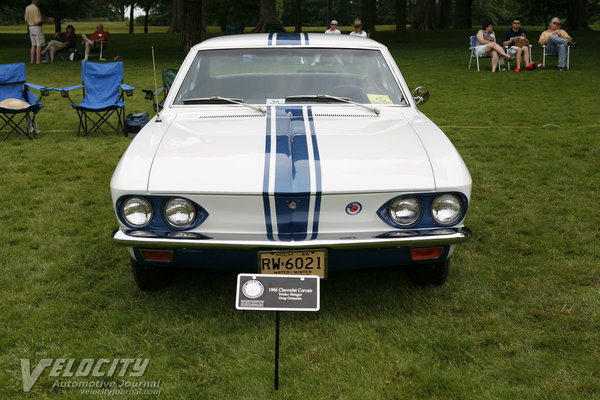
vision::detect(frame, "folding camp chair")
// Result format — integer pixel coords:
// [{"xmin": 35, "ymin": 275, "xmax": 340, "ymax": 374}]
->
[
  {"xmin": 0, "ymin": 63, "xmax": 50, "ymax": 141},
  {"xmin": 142, "ymin": 68, "xmax": 178, "ymax": 112},
  {"xmin": 468, "ymin": 35, "xmax": 490, "ymax": 71},
  {"xmin": 87, "ymin": 33, "xmax": 109, "ymax": 61},
  {"xmin": 54, "ymin": 62, "xmax": 134, "ymax": 136},
  {"xmin": 56, "ymin": 45, "xmax": 76, "ymax": 62},
  {"xmin": 542, "ymin": 44, "xmax": 570, "ymax": 70}
]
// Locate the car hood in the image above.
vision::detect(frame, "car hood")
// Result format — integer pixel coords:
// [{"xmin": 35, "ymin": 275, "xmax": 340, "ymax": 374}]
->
[{"xmin": 147, "ymin": 107, "xmax": 436, "ymax": 195}]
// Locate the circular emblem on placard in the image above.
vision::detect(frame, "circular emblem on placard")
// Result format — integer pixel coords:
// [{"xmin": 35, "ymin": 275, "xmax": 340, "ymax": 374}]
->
[
  {"xmin": 242, "ymin": 279, "xmax": 264, "ymax": 299},
  {"xmin": 345, "ymin": 202, "xmax": 362, "ymax": 215}
]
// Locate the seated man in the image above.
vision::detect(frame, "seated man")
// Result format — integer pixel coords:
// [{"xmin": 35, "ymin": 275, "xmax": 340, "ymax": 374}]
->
[
  {"xmin": 538, "ymin": 17, "xmax": 577, "ymax": 71},
  {"xmin": 502, "ymin": 17, "xmax": 532, "ymax": 72},
  {"xmin": 81, "ymin": 23, "xmax": 109, "ymax": 62}
]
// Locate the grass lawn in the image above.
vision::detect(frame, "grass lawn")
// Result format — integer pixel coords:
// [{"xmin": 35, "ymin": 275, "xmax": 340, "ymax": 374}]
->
[{"xmin": 1, "ymin": 22, "xmax": 599, "ymax": 399}]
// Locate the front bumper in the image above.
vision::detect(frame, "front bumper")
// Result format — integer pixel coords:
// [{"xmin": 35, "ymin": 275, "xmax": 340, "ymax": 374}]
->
[{"xmin": 112, "ymin": 226, "xmax": 472, "ymax": 250}]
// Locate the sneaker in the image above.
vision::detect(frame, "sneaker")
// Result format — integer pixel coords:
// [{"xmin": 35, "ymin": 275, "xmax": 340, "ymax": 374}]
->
[
  {"xmin": 568, "ymin": 41, "xmax": 578, "ymax": 48},
  {"xmin": 526, "ymin": 63, "xmax": 534, "ymax": 70},
  {"xmin": 558, "ymin": 66, "xmax": 565, "ymax": 71},
  {"xmin": 515, "ymin": 67, "xmax": 520, "ymax": 72}
]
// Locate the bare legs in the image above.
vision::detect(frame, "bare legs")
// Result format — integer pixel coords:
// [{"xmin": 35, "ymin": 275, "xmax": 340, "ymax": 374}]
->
[
  {"xmin": 485, "ymin": 43, "xmax": 514, "ymax": 72},
  {"xmin": 30, "ymin": 45, "xmax": 41, "ymax": 64},
  {"xmin": 81, "ymin": 34, "xmax": 92, "ymax": 61},
  {"xmin": 514, "ymin": 46, "xmax": 530, "ymax": 69}
]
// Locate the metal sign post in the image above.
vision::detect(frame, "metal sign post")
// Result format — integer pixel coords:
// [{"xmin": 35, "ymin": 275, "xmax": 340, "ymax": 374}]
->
[{"xmin": 236, "ymin": 274, "xmax": 320, "ymax": 390}]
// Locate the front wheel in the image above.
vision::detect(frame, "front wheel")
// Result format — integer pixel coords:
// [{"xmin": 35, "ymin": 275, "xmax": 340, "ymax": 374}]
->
[
  {"xmin": 409, "ymin": 259, "xmax": 449, "ymax": 286},
  {"xmin": 130, "ymin": 257, "xmax": 175, "ymax": 291}
]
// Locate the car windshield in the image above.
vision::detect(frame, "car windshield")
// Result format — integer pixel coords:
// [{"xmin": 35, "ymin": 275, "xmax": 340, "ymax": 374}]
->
[{"xmin": 173, "ymin": 48, "xmax": 407, "ymax": 106}]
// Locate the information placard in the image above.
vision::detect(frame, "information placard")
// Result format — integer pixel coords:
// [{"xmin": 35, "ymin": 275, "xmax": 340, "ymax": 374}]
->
[{"xmin": 236, "ymin": 274, "xmax": 320, "ymax": 311}]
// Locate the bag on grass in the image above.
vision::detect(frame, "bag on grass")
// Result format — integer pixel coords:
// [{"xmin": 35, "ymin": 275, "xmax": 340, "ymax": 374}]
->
[
  {"xmin": 69, "ymin": 50, "xmax": 85, "ymax": 61},
  {"xmin": 125, "ymin": 113, "xmax": 149, "ymax": 136}
]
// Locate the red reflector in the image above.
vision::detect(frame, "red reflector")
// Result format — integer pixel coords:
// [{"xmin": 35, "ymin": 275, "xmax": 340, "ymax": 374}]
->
[
  {"xmin": 411, "ymin": 247, "xmax": 443, "ymax": 260},
  {"xmin": 141, "ymin": 249, "xmax": 173, "ymax": 262}
]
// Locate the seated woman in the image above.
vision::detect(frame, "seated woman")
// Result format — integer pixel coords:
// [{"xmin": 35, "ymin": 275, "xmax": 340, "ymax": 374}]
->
[
  {"xmin": 476, "ymin": 21, "xmax": 514, "ymax": 72},
  {"xmin": 41, "ymin": 25, "xmax": 76, "ymax": 63}
]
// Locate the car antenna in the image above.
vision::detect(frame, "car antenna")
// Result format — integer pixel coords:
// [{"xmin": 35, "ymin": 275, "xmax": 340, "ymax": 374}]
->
[{"xmin": 152, "ymin": 46, "xmax": 162, "ymax": 123}]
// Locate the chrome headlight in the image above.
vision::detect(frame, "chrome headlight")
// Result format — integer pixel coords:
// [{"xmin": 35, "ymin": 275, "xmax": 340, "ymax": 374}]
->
[
  {"xmin": 431, "ymin": 194, "xmax": 462, "ymax": 225},
  {"xmin": 164, "ymin": 198, "xmax": 196, "ymax": 228},
  {"xmin": 388, "ymin": 196, "xmax": 421, "ymax": 226},
  {"xmin": 122, "ymin": 197, "xmax": 153, "ymax": 227}
]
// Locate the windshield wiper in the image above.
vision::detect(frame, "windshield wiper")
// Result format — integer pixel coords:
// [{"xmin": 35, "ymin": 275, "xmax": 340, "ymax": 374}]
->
[
  {"xmin": 285, "ymin": 94, "xmax": 380, "ymax": 115},
  {"xmin": 182, "ymin": 96, "xmax": 266, "ymax": 114}
]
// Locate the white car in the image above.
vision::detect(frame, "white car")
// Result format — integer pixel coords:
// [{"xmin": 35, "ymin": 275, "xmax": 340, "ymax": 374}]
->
[{"xmin": 111, "ymin": 33, "xmax": 472, "ymax": 291}]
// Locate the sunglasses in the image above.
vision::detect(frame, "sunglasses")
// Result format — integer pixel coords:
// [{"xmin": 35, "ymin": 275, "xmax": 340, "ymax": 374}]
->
[
  {"xmin": 354, "ymin": 25, "xmax": 361, "ymax": 28},
  {"xmin": 331, "ymin": 23, "xmax": 337, "ymax": 26},
  {"xmin": 552, "ymin": 22, "xmax": 560, "ymax": 25}
]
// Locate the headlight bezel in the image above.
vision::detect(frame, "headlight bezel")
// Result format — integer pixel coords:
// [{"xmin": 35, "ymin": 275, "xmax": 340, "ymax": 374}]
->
[
  {"xmin": 431, "ymin": 194, "xmax": 463, "ymax": 225},
  {"xmin": 163, "ymin": 197, "xmax": 197, "ymax": 228},
  {"xmin": 116, "ymin": 195, "xmax": 208, "ymax": 233},
  {"xmin": 121, "ymin": 197, "xmax": 154, "ymax": 228},
  {"xmin": 378, "ymin": 192, "xmax": 468, "ymax": 229},
  {"xmin": 387, "ymin": 196, "xmax": 422, "ymax": 226}
]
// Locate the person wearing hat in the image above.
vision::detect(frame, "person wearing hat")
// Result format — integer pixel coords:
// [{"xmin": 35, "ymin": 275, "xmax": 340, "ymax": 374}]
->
[
  {"xmin": 325, "ymin": 20, "xmax": 341, "ymax": 35},
  {"xmin": 349, "ymin": 19, "xmax": 368, "ymax": 37},
  {"xmin": 24, "ymin": 0, "xmax": 54, "ymax": 64}
]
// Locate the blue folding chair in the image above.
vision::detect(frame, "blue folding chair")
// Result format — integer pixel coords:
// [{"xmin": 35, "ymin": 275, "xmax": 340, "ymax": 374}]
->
[
  {"xmin": 468, "ymin": 35, "xmax": 490, "ymax": 71},
  {"xmin": 54, "ymin": 62, "xmax": 134, "ymax": 136},
  {"xmin": 0, "ymin": 63, "xmax": 50, "ymax": 141}
]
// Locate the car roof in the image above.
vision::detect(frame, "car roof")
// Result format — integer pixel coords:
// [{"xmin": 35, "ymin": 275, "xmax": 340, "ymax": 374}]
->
[{"xmin": 192, "ymin": 33, "xmax": 386, "ymax": 51}]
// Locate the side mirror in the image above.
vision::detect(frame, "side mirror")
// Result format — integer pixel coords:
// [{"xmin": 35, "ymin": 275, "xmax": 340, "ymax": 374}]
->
[{"xmin": 412, "ymin": 86, "xmax": 430, "ymax": 106}]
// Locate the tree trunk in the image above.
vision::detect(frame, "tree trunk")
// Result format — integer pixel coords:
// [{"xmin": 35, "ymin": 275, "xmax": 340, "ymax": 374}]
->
[
  {"xmin": 565, "ymin": 0, "xmax": 589, "ymax": 30},
  {"xmin": 201, "ymin": 0, "xmax": 207, "ymax": 32},
  {"xmin": 52, "ymin": 0, "xmax": 61, "ymax": 33},
  {"xmin": 144, "ymin": 8, "xmax": 149, "ymax": 34},
  {"xmin": 294, "ymin": 0, "xmax": 302, "ymax": 33},
  {"xmin": 361, "ymin": 0, "xmax": 376, "ymax": 33},
  {"xmin": 395, "ymin": 0, "xmax": 406, "ymax": 42},
  {"xmin": 327, "ymin": 0, "xmax": 332, "ymax": 27},
  {"xmin": 181, "ymin": 0, "xmax": 201, "ymax": 52},
  {"xmin": 129, "ymin": 2, "xmax": 135, "ymax": 34},
  {"xmin": 253, "ymin": 0, "xmax": 278, "ymax": 33},
  {"xmin": 438, "ymin": 0, "xmax": 451, "ymax": 29},
  {"xmin": 453, "ymin": 0, "xmax": 472, "ymax": 30},
  {"xmin": 412, "ymin": 0, "xmax": 436, "ymax": 30},
  {"xmin": 169, "ymin": 0, "xmax": 183, "ymax": 33}
]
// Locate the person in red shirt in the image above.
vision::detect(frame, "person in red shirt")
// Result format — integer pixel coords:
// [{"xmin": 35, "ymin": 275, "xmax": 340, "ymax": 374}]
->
[{"xmin": 81, "ymin": 23, "xmax": 109, "ymax": 61}]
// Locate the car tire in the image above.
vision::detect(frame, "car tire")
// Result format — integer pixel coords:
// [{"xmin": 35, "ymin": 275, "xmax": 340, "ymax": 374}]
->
[
  {"xmin": 409, "ymin": 259, "xmax": 449, "ymax": 286},
  {"xmin": 130, "ymin": 257, "xmax": 175, "ymax": 291}
]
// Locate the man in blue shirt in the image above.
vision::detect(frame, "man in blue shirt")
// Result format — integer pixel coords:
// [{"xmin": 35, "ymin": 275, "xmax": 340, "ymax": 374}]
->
[{"xmin": 502, "ymin": 17, "xmax": 532, "ymax": 72}]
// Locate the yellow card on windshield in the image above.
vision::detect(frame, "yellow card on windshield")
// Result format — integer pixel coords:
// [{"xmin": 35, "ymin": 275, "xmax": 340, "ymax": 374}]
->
[{"xmin": 367, "ymin": 94, "xmax": 393, "ymax": 104}]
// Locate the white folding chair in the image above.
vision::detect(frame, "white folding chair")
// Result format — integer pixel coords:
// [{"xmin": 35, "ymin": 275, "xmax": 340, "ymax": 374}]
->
[
  {"xmin": 468, "ymin": 35, "xmax": 489, "ymax": 71},
  {"xmin": 542, "ymin": 45, "xmax": 570, "ymax": 69}
]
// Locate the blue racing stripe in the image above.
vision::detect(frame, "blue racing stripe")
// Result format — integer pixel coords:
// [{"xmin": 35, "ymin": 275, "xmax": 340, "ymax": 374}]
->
[
  {"xmin": 263, "ymin": 106, "xmax": 321, "ymax": 241},
  {"xmin": 262, "ymin": 106, "xmax": 274, "ymax": 240},
  {"xmin": 268, "ymin": 32, "xmax": 274, "ymax": 46},
  {"xmin": 275, "ymin": 33, "xmax": 302, "ymax": 46},
  {"xmin": 307, "ymin": 106, "xmax": 322, "ymax": 239}
]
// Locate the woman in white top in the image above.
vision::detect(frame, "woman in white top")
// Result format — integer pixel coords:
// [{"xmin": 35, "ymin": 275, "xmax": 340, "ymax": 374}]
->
[
  {"xmin": 476, "ymin": 21, "xmax": 514, "ymax": 72},
  {"xmin": 349, "ymin": 19, "xmax": 368, "ymax": 37},
  {"xmin": 325, "ymin": 20, "xmax": 341, "ymax": 34}
]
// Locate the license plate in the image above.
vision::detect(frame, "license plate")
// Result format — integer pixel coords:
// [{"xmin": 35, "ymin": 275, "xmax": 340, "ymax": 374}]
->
[{"xmin": 258, "ymin": 249, "xmax": 327, "ymax": 278}]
